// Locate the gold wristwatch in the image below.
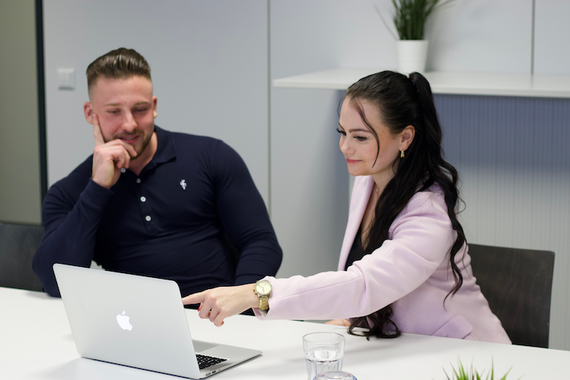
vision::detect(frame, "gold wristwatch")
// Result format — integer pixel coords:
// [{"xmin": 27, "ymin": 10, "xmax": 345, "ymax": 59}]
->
[{"xmin": 253, "ymin": 280, "xmax": 272, "ymax": 311}]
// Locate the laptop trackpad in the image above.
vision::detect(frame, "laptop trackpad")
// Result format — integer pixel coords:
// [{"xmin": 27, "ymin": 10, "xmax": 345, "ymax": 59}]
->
[{"xmin": 193, "ymin": 340, "xmax": 219, "ymax": 353}]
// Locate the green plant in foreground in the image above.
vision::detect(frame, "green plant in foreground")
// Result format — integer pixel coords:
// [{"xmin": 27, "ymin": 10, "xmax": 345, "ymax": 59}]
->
[
  {"xmin": 442, "ymin": 358, "xmax": 518, "ymax": 380},
  {"xmin": 391, "ymin": 0, "xmax": 454, "ymax": 40}
]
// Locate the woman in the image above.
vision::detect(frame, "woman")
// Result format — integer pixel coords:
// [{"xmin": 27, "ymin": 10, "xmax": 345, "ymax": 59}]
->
[{"xmin": 183, "ymin": 71, "xmax": 510, "ymax": 343}]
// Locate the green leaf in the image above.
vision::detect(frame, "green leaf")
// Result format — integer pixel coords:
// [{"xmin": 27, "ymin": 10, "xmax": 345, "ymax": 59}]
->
[
  {"xmin": 440, "ymin": 358, "xmax": 518, "ymax": 380},
  {"xmin": 390, "ymin": 0, "xmax": 455, "ymax": 40}
]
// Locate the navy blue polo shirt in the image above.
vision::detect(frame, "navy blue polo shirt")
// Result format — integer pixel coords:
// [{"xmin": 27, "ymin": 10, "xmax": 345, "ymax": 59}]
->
[{"xmin": 33, "ymin": 126, "xmax": 282, "ymax": 297}]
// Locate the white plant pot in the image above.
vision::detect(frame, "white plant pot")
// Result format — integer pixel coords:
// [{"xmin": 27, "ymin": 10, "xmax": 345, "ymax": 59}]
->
[{"xmin": 396, "ymin": 40, "xmax": 429, "ymax": 74}]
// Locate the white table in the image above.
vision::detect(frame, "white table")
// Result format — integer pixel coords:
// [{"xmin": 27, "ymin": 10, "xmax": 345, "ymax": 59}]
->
[{"xmin": 2, "ymin": 287, "xmax": 569, "ymax": 379}]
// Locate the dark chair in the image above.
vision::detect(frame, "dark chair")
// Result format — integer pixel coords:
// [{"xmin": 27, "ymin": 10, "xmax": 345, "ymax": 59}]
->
[
  {"xmin": 0, "ymin": 222, "xmax": 45, "ymax": 292},
  {"xmin": 468, "ymin": 243, "xmax": 555, "ymax": 348}
]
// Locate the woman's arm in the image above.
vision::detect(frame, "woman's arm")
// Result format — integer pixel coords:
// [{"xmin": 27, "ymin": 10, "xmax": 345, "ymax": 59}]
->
[{"xmin": 186, "ymin": 189, "xmax": 454, "ymax": 326}]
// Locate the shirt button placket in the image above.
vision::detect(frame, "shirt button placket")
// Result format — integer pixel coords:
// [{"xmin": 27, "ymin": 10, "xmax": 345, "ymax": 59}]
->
[
  {"xmin": 136, "ymin": 177, "xmax": 153, "ymax": 228},
  {"xmin": 141, "ymin": 195, "xmax": 150, "ymax": 222}
]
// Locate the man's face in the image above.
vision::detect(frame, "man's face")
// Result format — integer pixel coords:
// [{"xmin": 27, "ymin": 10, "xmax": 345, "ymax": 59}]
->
[{"xmin": 84, "ymin": 75, "xmax": 157, "ymax": 161}]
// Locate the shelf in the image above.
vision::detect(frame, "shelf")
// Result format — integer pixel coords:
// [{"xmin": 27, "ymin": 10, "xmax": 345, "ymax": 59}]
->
[{"xmin": 273, "ymin": 69, "xmax": 570, "ymax": 98}]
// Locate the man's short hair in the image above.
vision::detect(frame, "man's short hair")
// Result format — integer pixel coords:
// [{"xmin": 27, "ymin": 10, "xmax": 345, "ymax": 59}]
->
[{"xmin": 86, "ymin": 48, "xmax": 151, "ymax": 94}]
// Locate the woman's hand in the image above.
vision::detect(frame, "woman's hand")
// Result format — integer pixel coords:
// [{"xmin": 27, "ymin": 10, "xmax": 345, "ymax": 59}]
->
[
  {"xmin": 182, "ymin": 284, "xmax": 259, "ymax": 327},
  {"xmin": 325, "ymin": 319, "xmax": 351, "ymax": 326}
]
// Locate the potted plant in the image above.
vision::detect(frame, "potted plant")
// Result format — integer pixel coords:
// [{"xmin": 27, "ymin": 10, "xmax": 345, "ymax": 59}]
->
[
  {"xmin": 442, "ymin": 358, "xmax": 518, "ymax": 380},
  {"xmin": 376, "ymin": 0, "xmax": 455, "ymax": 73}
]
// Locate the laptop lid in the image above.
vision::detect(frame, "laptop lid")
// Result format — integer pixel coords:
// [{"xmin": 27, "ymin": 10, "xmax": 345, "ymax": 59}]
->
[{"xmin": 53, "ymin": 263, "xmax": 261, "ymax": 379}]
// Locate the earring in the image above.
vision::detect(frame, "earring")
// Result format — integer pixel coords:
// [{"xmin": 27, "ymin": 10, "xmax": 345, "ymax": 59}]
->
[{"xmin": 400, "ymin": 150, "xmax": 405, "ymax": 158}]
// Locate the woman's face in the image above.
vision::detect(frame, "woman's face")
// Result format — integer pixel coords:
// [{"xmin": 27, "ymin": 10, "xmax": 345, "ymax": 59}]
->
[{"xmin": 337, "ymin": 97, "xmax": 405, "ymax": 184}]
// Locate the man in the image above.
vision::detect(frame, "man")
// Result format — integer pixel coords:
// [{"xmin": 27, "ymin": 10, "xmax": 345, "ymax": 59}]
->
[{"xmin": 33, "ymin": 48, "xmax": 282, "ymax": 298}]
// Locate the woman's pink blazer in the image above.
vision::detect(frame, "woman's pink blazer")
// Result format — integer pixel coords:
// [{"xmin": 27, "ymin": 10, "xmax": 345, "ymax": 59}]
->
[{"xmin": 256, "ymin": 176, "xmax": 510, "ymax": 343}]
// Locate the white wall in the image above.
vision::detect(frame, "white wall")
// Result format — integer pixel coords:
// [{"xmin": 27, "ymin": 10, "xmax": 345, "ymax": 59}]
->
[
  {"xmin": 427, "ymin": 0, "xmax": 533, "ymax": 72},
  {"xmin": 270, "ymin": 0, "xmax": 378, "ymax": 276},
  {"xmin": 43, "ymin": 0, "xmax": 270, "ymax": 203},
  {"xmin": 534, "ymin": 0, "xmax": 570, "ymax": 74}
]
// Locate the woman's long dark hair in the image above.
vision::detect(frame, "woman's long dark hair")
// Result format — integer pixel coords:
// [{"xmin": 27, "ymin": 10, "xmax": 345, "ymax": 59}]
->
[{"xmin": 343, "ymin": 71, "xmax": 466, "ymax": 339}]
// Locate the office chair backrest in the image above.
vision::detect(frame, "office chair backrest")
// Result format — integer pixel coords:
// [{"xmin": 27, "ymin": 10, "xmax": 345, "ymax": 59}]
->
[
  {"xmin": 468, "ymin": 243, "xmax": 555, "ymax": 348},
  {"xmin": 0, "ymin": 223, "xmax": 45, "ymax": 292}
]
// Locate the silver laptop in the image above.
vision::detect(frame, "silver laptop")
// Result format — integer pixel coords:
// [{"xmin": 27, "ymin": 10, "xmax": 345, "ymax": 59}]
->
[{"xmin": 53, "ymin": 263, "xmax": 261, "ymax": 378}]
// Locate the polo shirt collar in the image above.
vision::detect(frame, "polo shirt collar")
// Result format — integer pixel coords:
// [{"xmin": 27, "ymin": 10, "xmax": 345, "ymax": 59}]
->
[{"xmin": 151, "ymin": 125, "xmax": 176, "ymax": 165}]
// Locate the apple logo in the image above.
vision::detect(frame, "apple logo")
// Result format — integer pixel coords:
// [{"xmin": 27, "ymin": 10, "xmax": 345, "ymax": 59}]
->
[{"xmin": 116, "ymin": 311, "xmax": 133, "ymax": 331}]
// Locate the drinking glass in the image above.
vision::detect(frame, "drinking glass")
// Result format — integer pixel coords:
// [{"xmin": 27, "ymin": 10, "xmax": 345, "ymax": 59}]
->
[
  {"xmin": 303, "ymin": 332, "xmax": 345, "ymax": 380},
  {"xmin": 315, "ymin": 371, "xmax": 357, "ymax": 380}
]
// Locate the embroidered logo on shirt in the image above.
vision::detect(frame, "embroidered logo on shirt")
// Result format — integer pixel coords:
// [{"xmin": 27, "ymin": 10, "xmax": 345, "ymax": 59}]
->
[{"xmin": 180, "ymin": 179, "xmax": 187, "ymax": 190}]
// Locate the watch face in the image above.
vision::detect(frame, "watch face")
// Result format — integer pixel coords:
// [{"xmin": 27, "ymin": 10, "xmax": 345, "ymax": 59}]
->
[{"xmin": 255, "ymin": 280, "xmax": 272, "ymax": 296}]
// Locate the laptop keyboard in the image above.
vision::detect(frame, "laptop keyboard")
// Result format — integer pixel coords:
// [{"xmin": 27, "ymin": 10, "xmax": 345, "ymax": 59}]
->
[{"xmin": 196, "ymin": 354, "xmax": 227, "ymax": 370}]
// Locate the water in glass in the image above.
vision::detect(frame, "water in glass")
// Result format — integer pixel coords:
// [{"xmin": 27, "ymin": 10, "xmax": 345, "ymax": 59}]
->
[{"xmin": 305, "ymin": 346, "xmax": 344, "ymax": 380}]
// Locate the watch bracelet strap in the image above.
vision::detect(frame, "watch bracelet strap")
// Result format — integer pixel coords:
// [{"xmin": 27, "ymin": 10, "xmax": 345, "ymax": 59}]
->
[{"xmin": 258, "ymin": 295, "xmax": 269, "ymax": 311}]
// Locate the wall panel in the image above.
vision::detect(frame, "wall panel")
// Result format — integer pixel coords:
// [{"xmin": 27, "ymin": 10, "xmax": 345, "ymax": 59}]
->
[
  {"xmin": 270, "ymin": 0, "xmax": 355, "ymax": 277},
  {"xmin": 534, "ymin": 0, "xmax": 570, "ymax": 74},
  {"xmin": 427, "ymin": 0, "xmax": 532, "ymax": 72},
  {"xmin": 43, "ymin": 0, "xmax": 270, "ymax": 203},
  {"xmin": 0, "ymin": 0, "xmax": 42, "ymax": 224},
  {"xmin": 436, "ymin": 94, "xmax": 570, "ymax": 349}
]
